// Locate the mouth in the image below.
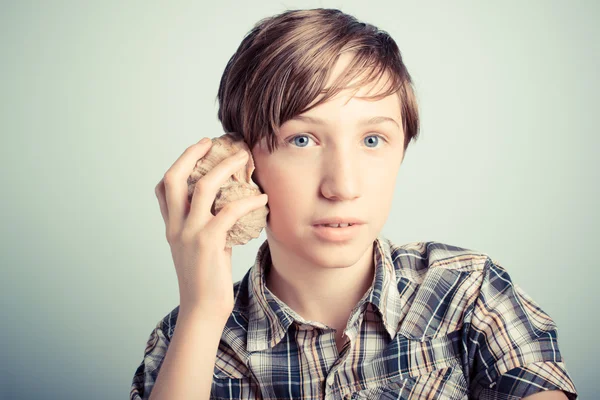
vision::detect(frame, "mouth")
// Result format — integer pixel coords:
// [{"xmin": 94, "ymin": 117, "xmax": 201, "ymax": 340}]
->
[
  {"xmin": 314, "ymin": 223, "xmax": 357, "ymax": 228},
  {"xmin": 312, "ymin": 223, "xmax": 362, "ymax": 241}
]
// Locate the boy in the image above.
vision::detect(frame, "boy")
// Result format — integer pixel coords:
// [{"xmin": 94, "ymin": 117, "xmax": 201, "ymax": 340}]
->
[{"xmin": 131, "ymin": 8, "xmax": 578, "ymax": 400}]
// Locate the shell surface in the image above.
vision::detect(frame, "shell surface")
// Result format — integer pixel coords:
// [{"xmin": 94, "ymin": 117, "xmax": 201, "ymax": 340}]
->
[{"xmin": 187, "ymin": 132, "xmax": 268, "ymax": 248}]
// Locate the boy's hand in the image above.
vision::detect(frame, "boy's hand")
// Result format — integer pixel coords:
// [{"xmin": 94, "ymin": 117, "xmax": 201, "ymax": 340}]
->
[{"xmin": 154, "ymin": 138, "xmax": 269, "ymax": 320}]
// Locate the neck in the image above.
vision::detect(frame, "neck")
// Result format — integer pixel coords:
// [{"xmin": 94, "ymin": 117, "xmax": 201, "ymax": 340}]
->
[{"xmin": 265, "ymin": 240, "xmax": 375, "ymax": 330}]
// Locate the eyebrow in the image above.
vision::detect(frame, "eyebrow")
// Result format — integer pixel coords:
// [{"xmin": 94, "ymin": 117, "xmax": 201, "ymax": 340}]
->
[{"xmin": 289, "ymin": 115, "xmax": 400, "ymax": 130}]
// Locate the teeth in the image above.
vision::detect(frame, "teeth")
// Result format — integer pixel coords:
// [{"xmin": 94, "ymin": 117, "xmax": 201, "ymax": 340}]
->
[{"xmin": 321, "ymin": 223, "xmax": 352, "ymax": 228}]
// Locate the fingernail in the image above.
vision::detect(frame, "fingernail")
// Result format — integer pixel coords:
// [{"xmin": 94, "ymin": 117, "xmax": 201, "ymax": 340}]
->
[{"xmin": 199, "ymin": 137, "xmax": 210, "ymax": 144}]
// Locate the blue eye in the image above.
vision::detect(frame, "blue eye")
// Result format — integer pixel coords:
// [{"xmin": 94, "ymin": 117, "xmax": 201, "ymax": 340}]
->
[
  {"xmin": 289, "ymin": 135, "xmax": 312, "ymax": 147},
  {"xmin": 364, "ymin": 135, "xmax": 381, "ymax": 148},
  {"xmin": 286, "ymin": 134, "xmax": 385, "ymax": 148}
]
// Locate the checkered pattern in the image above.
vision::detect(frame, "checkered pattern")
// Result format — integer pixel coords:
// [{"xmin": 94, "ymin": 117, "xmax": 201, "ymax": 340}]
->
[{"xmin": 131, "ymin": 235, "xmax": 578, "ymax": 399}]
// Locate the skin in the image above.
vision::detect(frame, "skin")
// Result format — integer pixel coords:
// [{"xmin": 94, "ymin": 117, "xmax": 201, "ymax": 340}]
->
[
  {"xmin": 250, "ymin": 52, "xmax": 406, "ymax": 352},
  {"xmin": 523, "ymin": 391, "xmax": 569, "ymax": 399},
  {"xmin": 247, "ymin": 55, "xmax": 572, "ymax": 399}
]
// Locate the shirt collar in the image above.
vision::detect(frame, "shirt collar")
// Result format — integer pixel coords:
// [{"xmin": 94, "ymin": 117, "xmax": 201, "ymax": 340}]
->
[{"xmin": 246, "ymin": 234, "xmax": 403, "ymax": 353}]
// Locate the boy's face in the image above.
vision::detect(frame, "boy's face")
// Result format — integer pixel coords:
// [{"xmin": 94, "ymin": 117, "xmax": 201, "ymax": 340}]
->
[{"xmin": 251, "ymin": 53, "xmax": 405, "ymax": 268}]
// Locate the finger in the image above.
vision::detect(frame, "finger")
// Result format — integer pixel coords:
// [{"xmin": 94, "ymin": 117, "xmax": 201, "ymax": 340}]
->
[
  {"xmin": 164, "ymin": 138, "xmax": 213, "ymax": 235},
  {"xmin": 208, "ymin": 193, "xmax": 269, "ymax": 246},
  {"xmin": 187, "ymin": 149, "xmax": 249, "ymax": 229},
  {"xmin": 155, "ymin": 178, "xmax": 168, "ymax": 224}
]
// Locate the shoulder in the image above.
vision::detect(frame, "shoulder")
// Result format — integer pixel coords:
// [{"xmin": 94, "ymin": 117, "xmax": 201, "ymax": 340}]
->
[
  {"xmin": 386, "ymin": 238, "xmax": 525, "ymax": 306},
  {"xmin": 385, "ymin": 239, "xmax": 495, "ymax": 287},
  {"xmin": 383, "ymin": 239, "xmax": 508, "ymax": 339},
  {"xmin": 130, "ymin": 277, "xmax": 253, "ymax": 399}
]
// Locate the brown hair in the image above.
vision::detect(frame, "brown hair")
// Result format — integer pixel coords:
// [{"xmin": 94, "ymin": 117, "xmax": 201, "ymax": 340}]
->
[{"xmin": 217, "ymin": 8, "xmax": 420, "ymax": 154}]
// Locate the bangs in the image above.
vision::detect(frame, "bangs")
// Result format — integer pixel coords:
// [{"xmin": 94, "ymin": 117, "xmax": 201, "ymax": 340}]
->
[
  {"xmin": 262, "ymin": 51, "xmax": 405, "ymax": 154},
  {"xmin": 310, "ymin": 50, "xmax": 404, "ymax": 107},
  {"xmin": 217, "ymin": 9, "xmax": 420, "ymax": 156}
]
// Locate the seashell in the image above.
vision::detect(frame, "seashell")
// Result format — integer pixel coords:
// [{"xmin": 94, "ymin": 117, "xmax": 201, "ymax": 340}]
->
[{"xmin": 187, "ymin": 132, "xmax": 269, "ymax": 248}]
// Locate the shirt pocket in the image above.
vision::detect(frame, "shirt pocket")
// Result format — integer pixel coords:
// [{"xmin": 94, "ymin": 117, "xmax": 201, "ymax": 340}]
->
[
  {"xmin": 341, "ymin": 329, "xmax": 467, "ymax": 399},
  {"xmin": 210, "ymin": 350, "xmax": 261, "ymax": 400},
  {"xmin": 210, "ymin": 375, "xmax": 259, "ymax": 400},
  {"xmin": 345, "ymin": 364, "xmax": 468, "ymax": 400}
]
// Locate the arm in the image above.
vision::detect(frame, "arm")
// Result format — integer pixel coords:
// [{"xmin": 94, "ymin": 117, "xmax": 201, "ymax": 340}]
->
[
  {"xmin": 466, "ymin": 259, "xmax": 578, "ymax": 399},
  {"xmin": 148, "ymin": 309, "xmax": 226, "ymax": 400},
  {"xmin": 523, "ymin": 390, "xmax": 569, "ymax": 400},
  {"xmin": 145, "ymin": 138, "xmax": 264, "ymax": 399}
]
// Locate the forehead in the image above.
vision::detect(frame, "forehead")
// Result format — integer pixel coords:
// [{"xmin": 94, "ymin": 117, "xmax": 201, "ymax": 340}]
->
[{"xmin": 306, "ymin": 52, "xmax": 399, "ymax": 110}]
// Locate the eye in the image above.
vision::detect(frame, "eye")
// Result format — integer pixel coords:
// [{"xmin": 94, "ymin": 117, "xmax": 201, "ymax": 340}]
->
[
  {"xmin": 285, "ymin": 134, "xmax": 387, "ymax": 148},
  {"xmin": 363, "ymin": 135, "xmax": 385, "ymax": 148},
  {"xmin": 286, "ymin": 134, "xmax": 315, "ymax": 148}
]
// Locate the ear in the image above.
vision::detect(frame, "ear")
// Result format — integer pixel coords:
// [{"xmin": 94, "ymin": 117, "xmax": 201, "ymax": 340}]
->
[
  {"xmin": 250, "ymin": 161, "xmax": 266, "ymax": 194},
  {"xmin": 251, "ymin": 169, "xmax": 264, "ymax": 192}
]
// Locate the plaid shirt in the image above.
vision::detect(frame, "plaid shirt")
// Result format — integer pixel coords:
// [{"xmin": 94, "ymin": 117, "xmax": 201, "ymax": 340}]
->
[{"xmin": 131, "ymin": 235, "xmax": 578, "ymax": 399}]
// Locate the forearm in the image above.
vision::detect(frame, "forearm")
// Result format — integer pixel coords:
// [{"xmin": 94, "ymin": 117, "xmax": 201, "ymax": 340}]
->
[{"xmin": 149, "ymin": 309, "xmax": 226, "ymax": 400}]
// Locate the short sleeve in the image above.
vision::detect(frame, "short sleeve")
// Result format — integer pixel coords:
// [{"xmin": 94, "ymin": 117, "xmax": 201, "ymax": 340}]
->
[
  {"xmin": 130, "ymin": 318, "xmax": 171, "ymax": 400},
  {"xmin": 466, "ymin": 259, "xmax": 578, "ymax": 399}
]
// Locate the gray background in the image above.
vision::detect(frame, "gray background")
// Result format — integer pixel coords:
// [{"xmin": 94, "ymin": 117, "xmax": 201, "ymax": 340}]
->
[{"xmin": 1, "ymin": 1, "xmax": 597, "ymax": 399}]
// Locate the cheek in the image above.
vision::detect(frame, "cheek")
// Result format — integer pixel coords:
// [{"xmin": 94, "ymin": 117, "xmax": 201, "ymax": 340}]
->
[{"xmin": 252, "ymin": 163, "xmax": 300, "ymax": 203}]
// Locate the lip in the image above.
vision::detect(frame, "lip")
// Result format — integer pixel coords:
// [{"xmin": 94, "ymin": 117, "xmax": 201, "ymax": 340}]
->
[
  {"xmin": 312, "ymin": 223, "xmax": 362, "ymax": 242},
  {"xmin": 312, "ymin": 217, "xmax": 366, "ymax": 225}
]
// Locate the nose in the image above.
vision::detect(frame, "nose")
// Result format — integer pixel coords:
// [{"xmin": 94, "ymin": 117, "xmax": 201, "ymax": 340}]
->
[{"xmin": 319, "ymin": 149, "xmax": 361, "ymax": 201}]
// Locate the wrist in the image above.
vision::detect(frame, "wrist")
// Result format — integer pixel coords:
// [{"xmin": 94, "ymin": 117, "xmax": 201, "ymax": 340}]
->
[{"xmin": 178, "ymin": 303, "xmax": 232, "ymax": 326}]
